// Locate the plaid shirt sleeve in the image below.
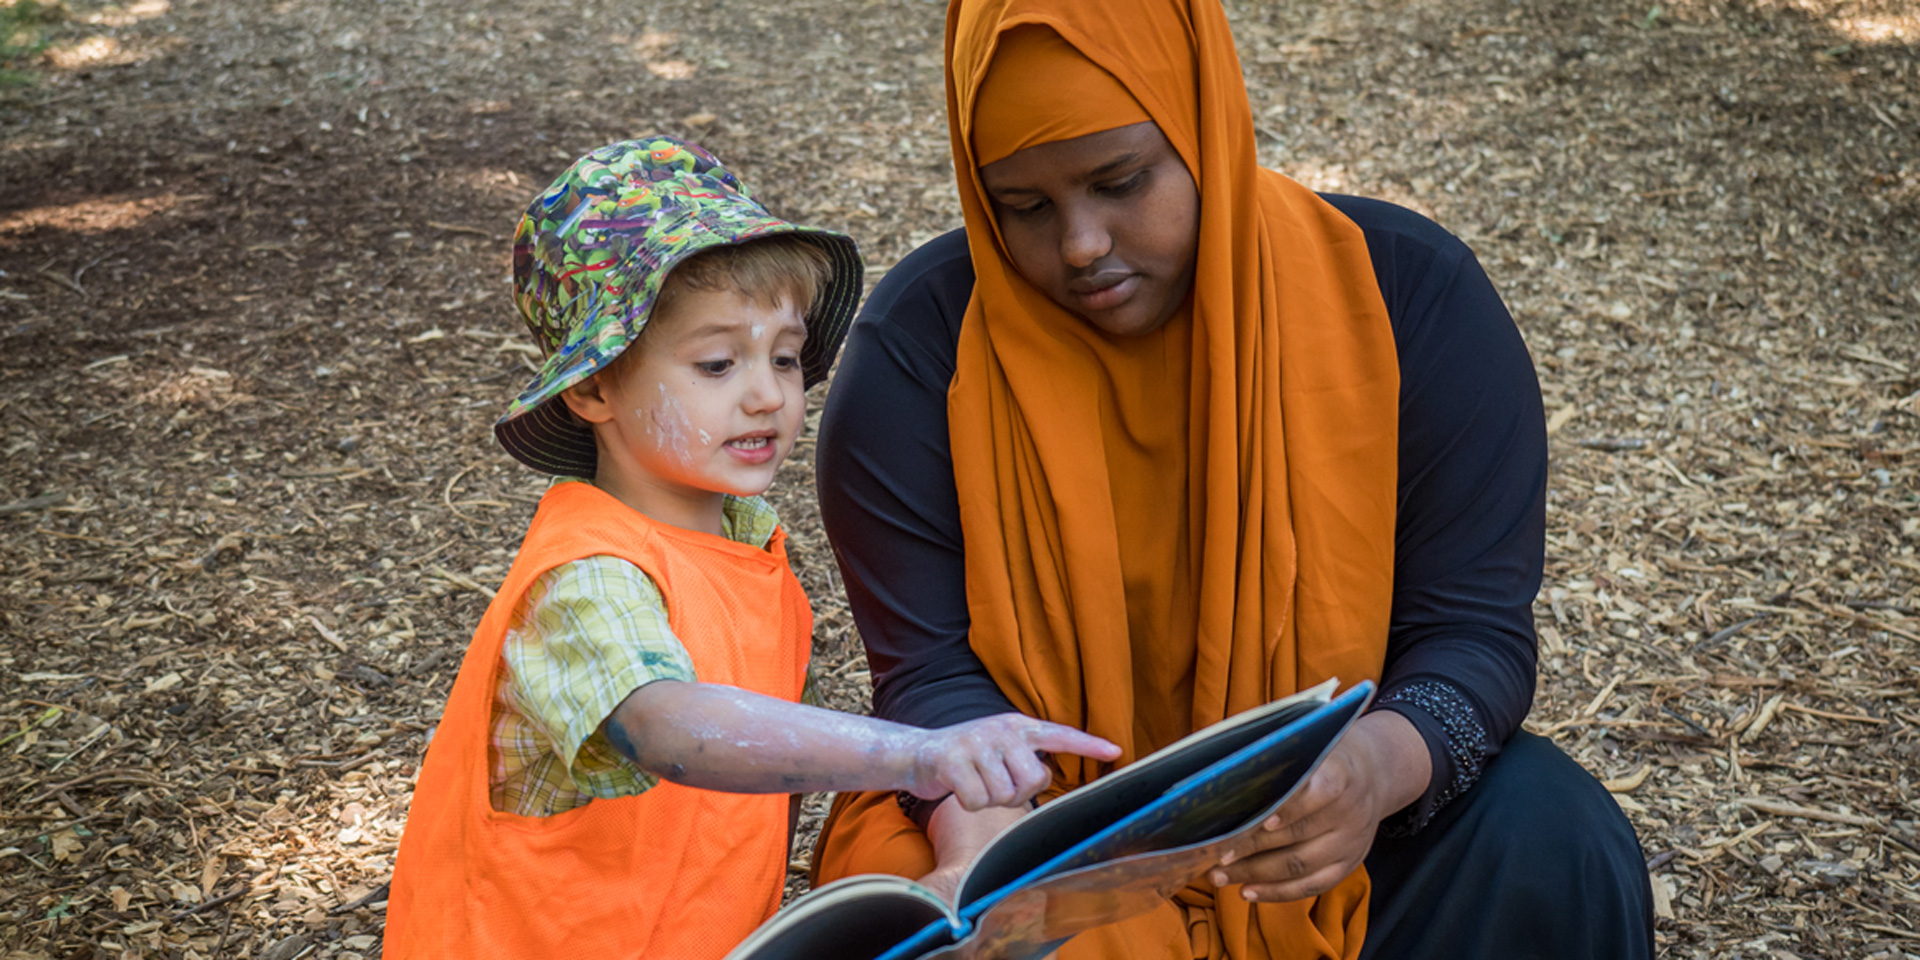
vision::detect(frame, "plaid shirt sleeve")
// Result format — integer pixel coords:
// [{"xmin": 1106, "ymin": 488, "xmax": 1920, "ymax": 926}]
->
[{"xmin": 490, "ymin": 555, "xmax": 697, "ymax": 817}]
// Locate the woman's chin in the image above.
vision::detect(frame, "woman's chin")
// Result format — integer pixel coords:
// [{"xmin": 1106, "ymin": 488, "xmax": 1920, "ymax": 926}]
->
[{"xmin": 1071, "ymin": 300, "xmax": 1177, "ymax": 339}]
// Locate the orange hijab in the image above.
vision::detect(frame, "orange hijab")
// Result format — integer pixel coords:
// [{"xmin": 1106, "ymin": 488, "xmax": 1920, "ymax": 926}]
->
[{"xmin": 945, "ymin": 0, "xmax": 1400, "ymax": 956}]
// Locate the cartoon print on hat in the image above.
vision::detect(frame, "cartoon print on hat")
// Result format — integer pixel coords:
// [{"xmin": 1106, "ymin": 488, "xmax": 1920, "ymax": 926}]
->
[{"xmin": 495, "ymin": 136, "xmax": 863, "ymax": 477}]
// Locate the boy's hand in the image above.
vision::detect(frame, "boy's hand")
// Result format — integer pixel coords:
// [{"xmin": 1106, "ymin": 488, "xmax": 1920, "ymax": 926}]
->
[{"xmin": 905, "ymin": 714, "xmax": 1121, "ymax": 811}]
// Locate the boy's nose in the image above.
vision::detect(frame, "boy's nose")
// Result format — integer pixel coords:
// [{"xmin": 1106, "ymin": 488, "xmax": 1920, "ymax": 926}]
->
[{"xmin": 741, "ymin": 362, "xmax": 786, "ymax": 413}]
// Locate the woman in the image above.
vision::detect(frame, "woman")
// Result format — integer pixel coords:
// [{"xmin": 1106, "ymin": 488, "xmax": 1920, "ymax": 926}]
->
[{"xmin": 811, "ymin": 0, "xmax": 1654, "ymax": 957}]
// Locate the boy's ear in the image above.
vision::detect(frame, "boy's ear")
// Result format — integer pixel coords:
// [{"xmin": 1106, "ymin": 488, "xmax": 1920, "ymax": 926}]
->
[{"xmin": 558, "ymin": 374, "xmax": 616, "ymax": 425}]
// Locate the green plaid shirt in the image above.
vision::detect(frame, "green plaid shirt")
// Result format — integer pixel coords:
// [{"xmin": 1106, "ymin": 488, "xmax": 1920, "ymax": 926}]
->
[{"xmin": 489, "ymin": 488, "xmax": 807, "ymax": 817}]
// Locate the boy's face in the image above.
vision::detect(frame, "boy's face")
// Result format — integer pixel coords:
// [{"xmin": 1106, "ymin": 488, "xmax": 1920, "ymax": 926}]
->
[{"xmin": 567, "ymin": 286, "xmax": 808, "ymax": 531}]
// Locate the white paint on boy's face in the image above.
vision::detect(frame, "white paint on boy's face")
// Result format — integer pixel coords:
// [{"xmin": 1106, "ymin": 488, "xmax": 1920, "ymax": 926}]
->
[
  {"xmin": 646, "ymin": 382, "xmax": 700, "ymax": 467},
  {"xmin": 590, "ymin": 287, "xmax": 808, "ymax": 534}
]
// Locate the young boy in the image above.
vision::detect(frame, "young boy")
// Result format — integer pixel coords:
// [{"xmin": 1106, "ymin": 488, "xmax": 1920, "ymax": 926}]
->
[{"xmin": 383, "ymin": 138, "xmax": 1119, "ymax": 960}]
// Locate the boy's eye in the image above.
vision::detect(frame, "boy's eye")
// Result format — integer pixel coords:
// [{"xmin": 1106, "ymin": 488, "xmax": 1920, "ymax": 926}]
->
[
  {"xmin": 696, "ymin": 359, "xmax": 732, "ymax": 375},
  {"xmin": 772, "ymin": 354, "xmax": 802, "ymax": 371}
]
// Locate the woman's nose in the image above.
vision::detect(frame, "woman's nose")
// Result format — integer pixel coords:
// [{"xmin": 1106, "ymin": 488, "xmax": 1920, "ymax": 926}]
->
[{"xmin": 1059, "ymin": 210, "xmax": 1112, "ymax": 269}]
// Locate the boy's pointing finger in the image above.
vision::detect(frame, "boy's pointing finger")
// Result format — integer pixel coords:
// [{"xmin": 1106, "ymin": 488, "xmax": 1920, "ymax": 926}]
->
[{"xmin": 1028, "ymin": 723, "xmax": 1121, "ymax": 760}]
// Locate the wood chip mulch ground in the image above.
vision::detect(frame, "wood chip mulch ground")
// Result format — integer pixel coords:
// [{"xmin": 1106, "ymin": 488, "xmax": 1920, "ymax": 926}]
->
[{"xmin": 1, "ymin": 0, "xmax": 1915, "ymax": 957}]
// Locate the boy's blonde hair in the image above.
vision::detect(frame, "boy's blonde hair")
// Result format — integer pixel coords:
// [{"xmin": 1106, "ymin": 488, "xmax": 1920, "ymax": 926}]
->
[
  {"xmin": 654, "ymin": 234, "xmax": 833, "ymax": 326},
  {"xmin": 599, "ymin": 236, "xmax": 832, "ymax": 380}
]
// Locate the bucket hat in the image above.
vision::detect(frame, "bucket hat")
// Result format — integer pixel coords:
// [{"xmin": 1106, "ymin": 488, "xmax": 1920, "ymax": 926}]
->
[{"xmin": 495, "ymin": 136, "xmax": 862, "ymax": 477}]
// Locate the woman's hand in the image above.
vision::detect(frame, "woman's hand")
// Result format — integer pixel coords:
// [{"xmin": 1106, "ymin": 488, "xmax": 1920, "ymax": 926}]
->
[
  {"xmin": 918, "ymin": 797, "xmax": 1029, "ymax": 903},
  {"xmin": 905, "ymin": 713, "xmax": 1121, "ymax": 811},
  {"xmin": 1208, "ymin": 710, "xmax": 1430, "ymax": 903}
]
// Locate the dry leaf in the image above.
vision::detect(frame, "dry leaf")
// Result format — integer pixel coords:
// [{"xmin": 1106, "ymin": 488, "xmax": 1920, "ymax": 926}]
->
[
  {"xmin": 199, "ymin": 855, "xmax": 224, "ymax": 899},
  {"xmin": 646, "ymin": 60, "xmax": 697, "ymax": 80},
  {"xmin": 1546, "ymin": 405, "xmax": 1578, "ymax": 435},
  {"xmin": 48, "ymin": 830, "xmax": 82, "ymax": 862},
  {"xmin": 1650, "ymin": 875, "xmax": 1675, "ymax": 920},
  {"xmin": 1602, "ymin": 765, "xmax": 1652, "ymax": 793}
]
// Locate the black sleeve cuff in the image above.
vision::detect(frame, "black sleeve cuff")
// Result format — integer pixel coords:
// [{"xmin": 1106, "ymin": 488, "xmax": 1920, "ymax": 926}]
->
[{"xmin": 1371, "ymin": 679, "xmax": 1492, "ymax": 836}]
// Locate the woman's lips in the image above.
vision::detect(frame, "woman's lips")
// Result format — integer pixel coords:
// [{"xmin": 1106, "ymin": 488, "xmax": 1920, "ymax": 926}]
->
[{"xmin": 1071, "ymin": 272, "xmax": 1139, "ymax": 312}]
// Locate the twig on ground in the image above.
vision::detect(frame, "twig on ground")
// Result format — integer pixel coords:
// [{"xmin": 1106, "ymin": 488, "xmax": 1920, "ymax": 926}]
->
[
  {"xmin": 1690, "ymin": 615, "xmax": 1767, "ymax": 653},
  {"xmin": 0, "ymin": 813, "xmax": 106, "ymax": 851},
  {"xmin": 1780, "ymin": 702, "xmax": 1888, "ymax": 726},
  {"xmin": 307, "ymin": 615, "xmax": 349, "ymax": 654},
  {"xmin": 1576, "ymin": 437, "xmax": 1648, "ymax": 452},
  {"xmin": 0, "ymin": 492, "xmax": 67, "ymax": 516},
  {"xmin": 1737, "ymin": 798, "xmax": 1880, "ymax": 828},
  {"xmin": 426, "ymin": 221, "xmax": 497, "ymax": 238},
  {"xmin": 172, "ymin": 884, "xmax": 250, "ymax": 922},
  {"xmin": 23, "ymin": 769, "xmax": 167, "ymax": 805},
  {"xmin": 328, "ymin": 881, "xmax": 391, "ymax": 915},
  {"xmin": 443, "ymin": 463, "xmax": 482, "ymax": 523}
]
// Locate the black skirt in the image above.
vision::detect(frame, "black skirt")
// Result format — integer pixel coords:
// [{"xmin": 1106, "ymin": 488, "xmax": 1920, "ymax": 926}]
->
[{"xmin": 1362, "ymin": 732, "xmax": 1656, "ymax": 960}]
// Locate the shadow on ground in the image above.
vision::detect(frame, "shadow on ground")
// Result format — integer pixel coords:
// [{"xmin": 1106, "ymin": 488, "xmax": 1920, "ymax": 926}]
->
[{"xmin": 0, "ymin": 0, "xmax": 1914, "ymax": 956}]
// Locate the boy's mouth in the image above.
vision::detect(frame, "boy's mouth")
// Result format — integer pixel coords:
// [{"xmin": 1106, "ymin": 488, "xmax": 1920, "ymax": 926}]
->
[{"xmin": 724, "ymin": 432, "xmax": 780, "ymax": 464}]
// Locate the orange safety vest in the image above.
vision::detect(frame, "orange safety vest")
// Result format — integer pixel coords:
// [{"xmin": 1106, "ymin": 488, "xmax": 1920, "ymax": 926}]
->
[{"xmin": 385, "ymin": 481, "xmax": 812, "ymax": 959}]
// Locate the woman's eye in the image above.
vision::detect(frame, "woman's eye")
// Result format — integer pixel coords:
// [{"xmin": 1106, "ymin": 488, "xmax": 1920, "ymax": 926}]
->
[
  {"xmin": 696, "ymin": 359, "xmax": 732, "ymax": 375},
  {"xmin": 999, "ymin": 197, "xmax": 1050, "ymax": 218},
  {"xmin": 1098, "ymin": 172, "xmax": 1148, "ymax": 197}
]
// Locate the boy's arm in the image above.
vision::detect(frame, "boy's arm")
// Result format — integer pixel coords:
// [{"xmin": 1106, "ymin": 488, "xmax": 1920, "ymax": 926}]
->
[
  {"xmin": 496, "ymin": 557, "xmax": 695, "ymax": 816},
  {"xmin": 603, "ymin": 681, "xmax": 1119, "ymax": 810}
]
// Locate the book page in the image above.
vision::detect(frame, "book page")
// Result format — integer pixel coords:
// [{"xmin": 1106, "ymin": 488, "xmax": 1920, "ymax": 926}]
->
[
  {"xmin": 725, "ymin": 875, "xmax": 955, "ymax": 960},
  {"xmin": 943, "ymin": 683, "xmax": 1374, "ymax": 958},
  {"xmin": 954, "ymin": 680, "xmax": 1340, "ymax": 908}
]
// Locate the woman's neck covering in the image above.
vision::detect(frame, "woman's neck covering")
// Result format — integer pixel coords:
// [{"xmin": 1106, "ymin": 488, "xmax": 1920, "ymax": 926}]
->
[
  {"xmin": 944, "ymin": 0, "xmax": 1402, "ymax": 956},
  {"xmin": 970, "ymin": 25, "xmax": 1149, "ymax": 166}
]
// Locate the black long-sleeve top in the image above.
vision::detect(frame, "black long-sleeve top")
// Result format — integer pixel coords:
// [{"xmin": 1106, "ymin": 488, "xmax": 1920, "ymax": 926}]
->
[{"xmin": 815, "ymin": 195, "xmax": 1546, "ymax": 831}]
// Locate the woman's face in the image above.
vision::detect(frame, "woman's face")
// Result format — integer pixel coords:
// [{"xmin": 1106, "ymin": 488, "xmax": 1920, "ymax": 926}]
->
[{"xmin": 978, "ymin": 121, "xmax": 1200, "ymax": 338}]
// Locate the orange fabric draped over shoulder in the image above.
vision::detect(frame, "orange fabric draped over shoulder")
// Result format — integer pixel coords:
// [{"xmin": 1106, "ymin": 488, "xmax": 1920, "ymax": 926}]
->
[{"xmin": 813, "ymin": 1, "xmax": 1400, "ymax": 958}]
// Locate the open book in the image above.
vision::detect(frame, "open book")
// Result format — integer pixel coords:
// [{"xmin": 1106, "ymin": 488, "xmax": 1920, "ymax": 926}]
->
[{"xmin": 726, "ymin": 679, "xmax": 1375, "ymax": 960}]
